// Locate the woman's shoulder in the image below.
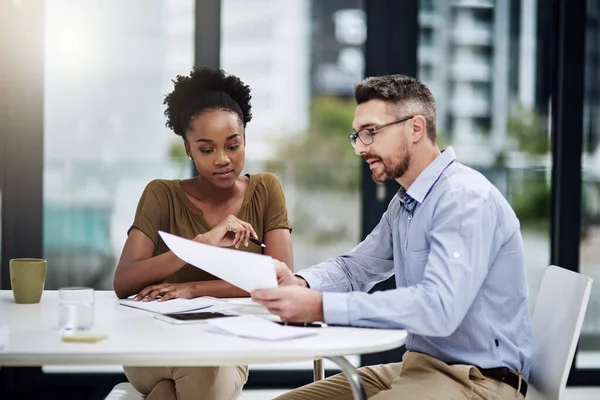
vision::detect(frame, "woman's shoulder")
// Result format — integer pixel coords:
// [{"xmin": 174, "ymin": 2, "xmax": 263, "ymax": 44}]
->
[
  {"xmin": 246, "ymin": 173, "xmax": 287, "ymax": 208},
  {"xmin": 142, "ymin": 179, "xmax": 180, "ymax": 198},
  {"xmin": 249, "ymin": 172, "xmax": 283, "ymax": 190}
]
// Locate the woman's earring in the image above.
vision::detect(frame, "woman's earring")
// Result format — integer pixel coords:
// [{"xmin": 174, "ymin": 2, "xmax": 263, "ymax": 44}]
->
[{"xmin": 187, "ymin": 155, "xmax": 193, "ymax": 161}]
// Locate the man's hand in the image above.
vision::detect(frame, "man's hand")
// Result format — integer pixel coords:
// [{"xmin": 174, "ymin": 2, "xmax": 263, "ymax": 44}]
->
[
  {"xmin": 133, "ymin": 282, "xmax": 197, "ymax": 302},
  {"xmin": 251, "ymin": 286, "xmax": 324, "ymax": 322},
  {"xmin": 273, "ymin": 260, "xmax": 308, "ymax": 287}
]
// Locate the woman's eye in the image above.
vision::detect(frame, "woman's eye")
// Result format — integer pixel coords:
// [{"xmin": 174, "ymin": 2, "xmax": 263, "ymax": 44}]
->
[
  {"xmin": 200, "ymin": 148, "xmax": 214, "ymax": 154},
  {"xmin": 227, "ymin": 144, "xmax": 240, "ymax": 151}
]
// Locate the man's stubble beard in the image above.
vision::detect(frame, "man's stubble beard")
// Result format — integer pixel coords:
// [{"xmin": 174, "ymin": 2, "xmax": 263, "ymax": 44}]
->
[{"xmin": 371, "ymin": 144, "xmax": 412, "ymax": 183}]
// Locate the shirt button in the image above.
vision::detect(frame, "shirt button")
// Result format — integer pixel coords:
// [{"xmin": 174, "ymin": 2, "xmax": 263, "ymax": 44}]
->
[{"xmin": 408, "ymin": 214, "xmax": 413, "ymax": 220}]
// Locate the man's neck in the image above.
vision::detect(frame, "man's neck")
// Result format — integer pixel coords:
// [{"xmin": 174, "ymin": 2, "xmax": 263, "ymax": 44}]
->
[{"xmin": 396, "ymin": 145, "xmax": 441, "ymax": 190}]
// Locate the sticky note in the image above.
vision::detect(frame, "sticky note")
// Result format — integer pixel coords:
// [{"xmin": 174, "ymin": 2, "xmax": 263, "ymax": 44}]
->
[{"xmin": 61, "ymin": 332, "xmax": 108, "ymax": 343}]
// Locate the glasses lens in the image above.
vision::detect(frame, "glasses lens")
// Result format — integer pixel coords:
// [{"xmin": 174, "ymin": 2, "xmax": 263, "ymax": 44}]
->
[
  {"xmin": 349, "ymin": 133, "xmax": 357, "ymax": 147},
  {"xmin": 359, "ymin": 130, "xmax": 372, "ymax": 145}
]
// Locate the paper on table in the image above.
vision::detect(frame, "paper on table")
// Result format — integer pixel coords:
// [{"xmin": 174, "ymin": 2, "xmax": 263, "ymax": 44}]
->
[
  {"xmin": 206, "ymin": 315, "xmax": 318, "ymax": 341},
  {"xmin": 159, "ymin": 231, "xmax": 278, "ymax": 293},
  {"xmin": 0, "ymin": 325, "xmax": 9, "ymax": 350},
  {"xmin": 220, "ymin": 298, "xmax": 272, "ymax": 315},
  {"xmin": 225, "ymin": 298, "xmax": 263, "ymax": 307},
  {"xmin": 119, "ymin": 297, "xmax": 218, "ymax": 314}
]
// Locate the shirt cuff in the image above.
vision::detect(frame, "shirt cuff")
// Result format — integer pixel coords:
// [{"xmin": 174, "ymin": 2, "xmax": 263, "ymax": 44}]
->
[
  {"xmin": 295, "ymin": 270, "xmax": 317, "ymax": 289},
  {"xmin": 294, "ymin": 275, "xmax": 310, "ymax": 288},
  {"xmin": 322, "ymin": 292, "xmax": 350, "ymax": 326}
]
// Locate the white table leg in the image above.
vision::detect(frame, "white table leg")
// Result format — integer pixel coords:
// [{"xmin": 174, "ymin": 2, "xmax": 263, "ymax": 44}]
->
[{"xmin": 325, "ymin": 356, "xmax": 367, "ymax": 400}]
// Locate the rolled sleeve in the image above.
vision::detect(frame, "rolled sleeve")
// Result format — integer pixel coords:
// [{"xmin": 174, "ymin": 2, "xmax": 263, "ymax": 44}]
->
[{"xmin": 294, "ymin": 209, "xmax": 396, "ymax": 294}]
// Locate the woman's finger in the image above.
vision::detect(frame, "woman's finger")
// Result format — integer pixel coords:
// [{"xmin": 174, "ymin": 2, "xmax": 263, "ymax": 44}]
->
[
  {"xmin": 235, "ymin": 221, "xmax": 249, "ymax": 247},
  {"xmin": 233, "ymin": 228, "xmax": 243, "ymax": 248},
  {"xmin": 241, "ymin": 224, "xmax": 250, "ymax": 247},
  {"xmin": 136, "ymin": 284, "xmax": 162, "ymax": 300},
  {"xmin": 158, "ymin": 290, "xmax": 177, "ymax": 302},
  {"xmin": 146, "ymin": 287, "xmax": 168, "ymax": 301},
  {"xmin": 246, "ymin": 222, "xmax": 259, "ymax": 240},
  {"xmin": 136, "ymin": 286, "xmax": 156, "ymax": 299}
]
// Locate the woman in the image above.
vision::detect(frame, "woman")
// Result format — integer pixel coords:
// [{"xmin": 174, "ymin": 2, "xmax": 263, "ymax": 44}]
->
[{"xmin": 113, "ymin": 66, "xmax": 293, "ymax": 400}]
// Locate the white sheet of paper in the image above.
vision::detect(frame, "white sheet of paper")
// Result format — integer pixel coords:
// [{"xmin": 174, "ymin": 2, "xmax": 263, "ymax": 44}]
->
[
  {"xmin": 226, "ymin": 298, "xmax": 263, "ymax": 307},
  {"xmin": 118, "ymin": 297, "xmax": 218, "ymax": 314},
  {"xmin": 0, "ymin": 325, "xmax": 9, "ymax": 350},
  {"xmin": 206, "ymin": 315, "xmax": 318, "ymax": 341},
  {"xmin": 159, "ymin": 231, "xmax": 278, "ymax": 293}
]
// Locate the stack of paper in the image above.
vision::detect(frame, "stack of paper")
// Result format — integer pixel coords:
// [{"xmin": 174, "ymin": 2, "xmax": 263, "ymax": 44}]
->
[
  {"xmin": 206, "ymin": 315, "xmax": 318, "ymax": 341},
  {"xmin": 0, "ymin": 325, "xmax": 9, "ymax": 350},
  {"xmin": 119, "ymin": 297, "xmax": 218, "ymax": 314}
]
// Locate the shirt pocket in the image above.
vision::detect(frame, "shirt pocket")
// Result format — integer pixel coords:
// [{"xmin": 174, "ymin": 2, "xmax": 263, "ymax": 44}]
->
[{"xmin": 407, "ymin": 248, "xmax": 430, "ymax": 284}]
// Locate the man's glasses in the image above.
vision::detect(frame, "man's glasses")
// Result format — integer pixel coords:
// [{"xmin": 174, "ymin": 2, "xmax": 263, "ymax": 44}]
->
[{"xmin": 348, "ymin": 115, "xmax": 414, "ymax": 148}]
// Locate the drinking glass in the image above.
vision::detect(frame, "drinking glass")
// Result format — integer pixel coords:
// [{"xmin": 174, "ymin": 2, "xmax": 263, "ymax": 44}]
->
[{"xmin": 58, "ymin": 287, "xmax": 94, "ymax": 331}]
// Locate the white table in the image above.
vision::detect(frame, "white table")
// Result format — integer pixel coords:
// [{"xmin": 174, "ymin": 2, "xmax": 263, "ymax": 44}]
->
[{"xmin": 0, "ymin": 291, "xmax": 407, "ymax": 399}]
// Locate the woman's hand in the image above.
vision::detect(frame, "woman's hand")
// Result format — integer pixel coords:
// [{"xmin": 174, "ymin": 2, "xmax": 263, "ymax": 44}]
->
[
  {"xmin": 133, "ymin": 282, "xmax": 198, "ymax": 302},
  {"xmin": 195, "ymin": 214, "xmax": 258, "ymax": 249}
]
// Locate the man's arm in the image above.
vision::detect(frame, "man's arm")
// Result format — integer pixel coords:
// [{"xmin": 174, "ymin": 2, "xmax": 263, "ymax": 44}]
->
[
  {"xmin": 322, "ymin": 190, "xmax": 500, "ymax": 336},
  {"xmin": 295, "ymin": 207, "xmax": 396, "ymax": 293}
]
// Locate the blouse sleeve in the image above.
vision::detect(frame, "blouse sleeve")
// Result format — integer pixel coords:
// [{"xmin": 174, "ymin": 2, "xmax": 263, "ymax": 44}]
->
[
  {"xmin": 127, "ymin": 180, "xmax": 168, "ymax": 248},
  {"xmin": 263, "ymin": 174, "xmax": 293, "ymax": 232}
]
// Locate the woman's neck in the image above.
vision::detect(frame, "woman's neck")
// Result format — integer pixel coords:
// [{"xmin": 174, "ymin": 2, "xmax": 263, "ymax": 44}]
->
[{"xmin": 191, "ymin": 176, "xmax": 241, "ymax": 205}]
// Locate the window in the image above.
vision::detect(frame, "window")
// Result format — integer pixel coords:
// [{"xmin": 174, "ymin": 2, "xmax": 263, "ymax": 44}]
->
[
  {"xmin": 221, "ymin": 0, "xmax": 364, "ymax": 374},
  {"xmin": 43, "ymin": 0, "xmax": 195, "ymax": 289},
  {"xmin": 419, "ymin": 0, "xmax": 551, "ymax": 313},
  {"xmin": 577, "ymin": 0, "xmax": 600, "ymax": 370}
]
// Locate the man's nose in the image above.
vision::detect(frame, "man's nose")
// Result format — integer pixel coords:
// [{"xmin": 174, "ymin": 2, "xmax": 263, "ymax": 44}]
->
[{"xmin": 353, "ymin": 139, "xmax": 368, "ymax": 156}]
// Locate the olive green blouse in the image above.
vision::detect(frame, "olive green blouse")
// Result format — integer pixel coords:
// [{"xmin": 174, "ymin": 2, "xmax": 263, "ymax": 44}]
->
[{"xmin": 129, "ymin": 173, "xmax": 292, "ymax": 283}]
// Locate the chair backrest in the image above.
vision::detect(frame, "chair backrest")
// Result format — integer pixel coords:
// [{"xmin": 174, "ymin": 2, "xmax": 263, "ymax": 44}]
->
[{"xmin": 528, "ymin": 265, "xmax": 593, "ymax": 400}]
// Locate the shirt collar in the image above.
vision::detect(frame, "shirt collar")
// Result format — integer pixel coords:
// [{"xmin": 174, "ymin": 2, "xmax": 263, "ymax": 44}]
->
[{"xmin": 399, "ymin": 146, "xmax": 456, "ymax": 204}]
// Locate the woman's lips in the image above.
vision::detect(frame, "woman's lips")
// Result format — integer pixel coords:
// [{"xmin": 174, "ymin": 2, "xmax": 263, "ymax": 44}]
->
[{"xmin": 214, "ymin": 169, "xmax": 234, "ymax": 179}]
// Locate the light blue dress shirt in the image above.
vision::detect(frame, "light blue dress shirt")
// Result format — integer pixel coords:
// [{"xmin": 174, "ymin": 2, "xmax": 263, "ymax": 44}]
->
[{"xmin": 297, "ymin": 147, "xmax": 533, "ymax": 378}]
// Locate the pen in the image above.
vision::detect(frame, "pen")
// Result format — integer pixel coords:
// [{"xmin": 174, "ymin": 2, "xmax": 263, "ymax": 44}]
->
[
  {"xmin": 249, "ymin": 237, "xmax": 266, "ymax": 248},
  {"xmin": 275, "ymin": 321, "xmax": 323, "ymax": 328}
]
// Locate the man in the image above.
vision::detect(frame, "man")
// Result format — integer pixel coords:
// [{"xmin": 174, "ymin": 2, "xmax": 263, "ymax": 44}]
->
[{"xmin": 252, "ymin": 74, "xmax": 532, "ymax": 400}]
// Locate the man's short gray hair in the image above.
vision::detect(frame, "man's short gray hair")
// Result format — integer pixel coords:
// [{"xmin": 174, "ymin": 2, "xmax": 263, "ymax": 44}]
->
[{"xmin": 354, "ymin": 75, "xmax": 437, "ymax": 143}]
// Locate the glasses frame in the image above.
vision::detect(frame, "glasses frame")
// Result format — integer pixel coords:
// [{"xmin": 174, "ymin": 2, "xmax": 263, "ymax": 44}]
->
[{"xmin": 348, "ymin": 115, "xmax": 415, "ymax": 148}]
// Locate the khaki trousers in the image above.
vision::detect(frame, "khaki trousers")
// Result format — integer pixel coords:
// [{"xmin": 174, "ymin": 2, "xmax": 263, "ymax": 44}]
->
[
  {"xmin": 277, "ymin": 352, "xmax": 526, "ymax": 400},
  {"xmin": 123, "ymin": 365, "xmax": 248, "ymax": 400}
]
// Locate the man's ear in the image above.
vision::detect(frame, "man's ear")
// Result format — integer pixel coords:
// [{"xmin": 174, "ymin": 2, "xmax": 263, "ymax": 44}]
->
[{"xmin": 411, "ymin": 115, "xmax": 427, "ymax": 142}]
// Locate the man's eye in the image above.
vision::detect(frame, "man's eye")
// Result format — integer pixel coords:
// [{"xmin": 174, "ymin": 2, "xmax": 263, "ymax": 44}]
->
[{"xmin": 200, "ymin": 148, "xmax": 214, "ymax": 154}]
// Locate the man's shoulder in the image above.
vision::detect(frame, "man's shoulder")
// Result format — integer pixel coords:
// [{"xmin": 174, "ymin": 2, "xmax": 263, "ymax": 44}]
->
[
  {"xmin": 439, "ymin": 162, "xmax": 493, "ymax": 199},
  {"xmin": 438, "ymin": 162, "xmax": 519, "ymax": 227}
]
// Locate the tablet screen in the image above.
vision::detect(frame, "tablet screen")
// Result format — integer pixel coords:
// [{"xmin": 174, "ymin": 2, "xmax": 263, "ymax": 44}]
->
[{"xmin": 163, "ymin": 312, "xmax": 237, "ymax": 321}]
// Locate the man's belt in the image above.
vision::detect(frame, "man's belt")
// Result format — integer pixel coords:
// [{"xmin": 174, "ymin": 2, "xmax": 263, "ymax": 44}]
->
[{"xmin": 479, "ymin": 367, "xmax": 528, "ymax": 397}]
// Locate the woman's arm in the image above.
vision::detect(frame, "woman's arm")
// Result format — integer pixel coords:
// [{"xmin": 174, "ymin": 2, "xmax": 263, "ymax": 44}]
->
[
  {"xmin": 115, "ymin": 212, "xmax": 263, "ymax": 299},
  {"xmin": 113, "ymin": 229, "xmax": 186, "ymax": 299},
  {"xmin": 263, "ymin": 228, "xmax": 294, "ymax": 271}
]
